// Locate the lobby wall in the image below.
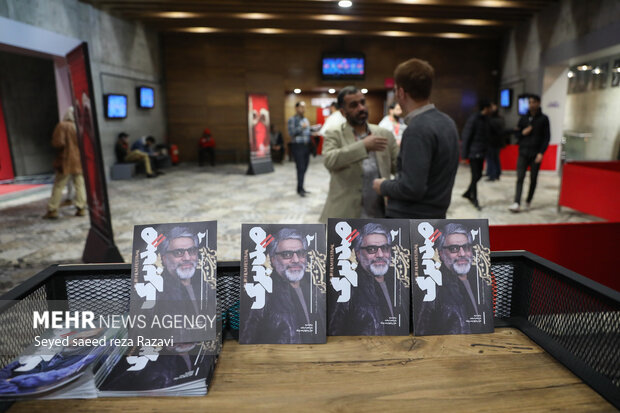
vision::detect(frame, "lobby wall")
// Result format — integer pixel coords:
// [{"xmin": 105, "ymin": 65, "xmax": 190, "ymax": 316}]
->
[
  {"xmin": 499, "ymin": 0, "xmax": 620, "ymax": 160},
  {"xmin": 0, "ymin": 0, "xmax": 166, "ymax": 173},
  {"xmin": 163, "ymin": 34, "xmax": 500, "ymax": 162}
]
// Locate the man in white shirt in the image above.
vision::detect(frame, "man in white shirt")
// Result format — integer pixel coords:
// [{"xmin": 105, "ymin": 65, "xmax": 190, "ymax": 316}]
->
[
  {"xmin": 378, "ymin": 102, "xmax": 406, "ymax": 145},
  {"xmin": 319, "ymin": 102, "xmax": 345, "ymax": 136}
]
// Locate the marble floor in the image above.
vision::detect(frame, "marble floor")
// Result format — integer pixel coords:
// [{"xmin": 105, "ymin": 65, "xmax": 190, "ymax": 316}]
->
[{"xmin": 0, "ymin": 157, "xmax": 600, "ymax": 294}]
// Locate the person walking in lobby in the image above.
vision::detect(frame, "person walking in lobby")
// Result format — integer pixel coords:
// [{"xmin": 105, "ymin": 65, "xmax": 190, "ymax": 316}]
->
[
  {"xmin": 509, "ymin": 94, "xmax": 550, "ymax": 213},
  {"xmin": 288, "ymin": 101, "xmax": 312, "ymax": 197},
  {"xmin": 461, "ymin": 98, "xmax": 492, "ymax": 210},
  {"xmin": 43, "ymin": 107, "xmax": 87, "ymax": 219}
]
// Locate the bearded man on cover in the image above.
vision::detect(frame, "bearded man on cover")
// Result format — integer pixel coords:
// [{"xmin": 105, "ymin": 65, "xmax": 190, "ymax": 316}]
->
[
  {"xmin": 328, "ymin": 223, "xmax": 403, "ymax": 335},
  {"xmin": 241, "ymin": 228, "xmax": 319, "ymax": 344},
  {"xmin": 414, "ymin": 223, "xmax": 492, "ymax": 335}
]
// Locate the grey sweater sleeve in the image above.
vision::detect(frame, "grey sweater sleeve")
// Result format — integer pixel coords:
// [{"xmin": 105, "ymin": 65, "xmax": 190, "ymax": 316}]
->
[{"xmin": 380, "ymin": 124, "xmax": 433, "ymax": 201}]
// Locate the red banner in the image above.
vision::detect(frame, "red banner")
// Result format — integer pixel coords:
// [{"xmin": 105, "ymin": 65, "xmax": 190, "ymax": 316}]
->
[
  {"xmin": 247, "ymin": 94, "xmax": 274, "ymax": 175},
  {"xmin": 66, "ymin": 43, "xmax": 122, "ymax": 262}
]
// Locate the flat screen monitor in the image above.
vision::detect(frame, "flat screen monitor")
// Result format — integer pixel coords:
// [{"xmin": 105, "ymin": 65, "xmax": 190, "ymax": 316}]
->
[
  {"xmin": 321, "ymin": 53, "xmax": 365, "ymax": 80},
  {"xmin": 104, "ymin": 94, "xmax": 127, "ymax": 119},
  {"xmin": 517, "ymin": 95, "xmax": 529, "ymax": 116},
  {"xmin": 137, "ymin": 86, "xmax": 154, "ymax": 109},
  {"xmin": 500, "ymin": 88, "xmax": 512, "ymax": 108}
]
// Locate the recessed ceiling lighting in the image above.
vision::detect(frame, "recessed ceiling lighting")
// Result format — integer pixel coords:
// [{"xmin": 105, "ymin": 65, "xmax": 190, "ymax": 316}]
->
[
  {"xmin": 567, "ymin": 71, "xmax": 575, "ymax": 78},
  {"xmin": 328, "ymin": 89, "xmax": 336, "ymax": 94},
  {"xmin": 592, "ymin": 67, "xmax": 601, "ymax": 75},
  {"xmin": 577, "ymin": 65, "xmax": 592, "ymax": 71},
  {"xmin": 294, "ymin": 89, "xmax": 301, "ymax": 94},
  {"xmin": 154, "ymin": 11, "xmax": 199, "ymax": 18},
  {"xmin": 182, "ymin": 27, "xmax": 220, "ymax": 33},
  {"xmin": 361, "ymin": 88, "xmax": 368, "ymax": 94},
  {"xmin": 338, "ymin": 0, "xmax": 353, "ymax": 8}
]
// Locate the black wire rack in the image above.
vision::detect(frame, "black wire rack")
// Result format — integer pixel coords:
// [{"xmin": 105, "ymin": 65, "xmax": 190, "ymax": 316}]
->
[{"xmin": 0, "ymin": 252, "xmax": 618, "ymax": 408}]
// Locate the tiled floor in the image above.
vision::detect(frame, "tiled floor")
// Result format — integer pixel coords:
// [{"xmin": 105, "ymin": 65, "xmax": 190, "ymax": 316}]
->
[{"xmin": 0, "ymin": 157, "xmax": 600, "ymax": 294}]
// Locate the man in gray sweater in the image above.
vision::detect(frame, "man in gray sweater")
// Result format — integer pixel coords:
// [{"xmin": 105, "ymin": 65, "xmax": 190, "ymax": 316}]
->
[{"xmin": 372, "ymin": 58, "xmax": 459, "ymax": 219}]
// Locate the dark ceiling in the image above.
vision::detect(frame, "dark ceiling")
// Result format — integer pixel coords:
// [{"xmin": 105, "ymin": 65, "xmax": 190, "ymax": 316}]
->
[{"xmin": 79, "ymin": 0, "xmax": 558, "ymax": 39}]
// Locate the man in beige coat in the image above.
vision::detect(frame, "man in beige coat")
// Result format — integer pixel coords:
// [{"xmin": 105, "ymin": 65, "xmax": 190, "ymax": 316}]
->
[
  {"xmin": 319, "ymin": 86, "xmax": 399, "ymax": 222},
  {"xmin": 43, "ymin": 107, "xmax": 87, "ymax": 219}
]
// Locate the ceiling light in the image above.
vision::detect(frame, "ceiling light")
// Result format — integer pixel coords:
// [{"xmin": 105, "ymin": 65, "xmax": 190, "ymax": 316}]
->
[
  {"xmin": 338, "ymin": 0, "xmax": 353, "ymax": 8},
  {"xmin": 238, "ymin": 13, "xmax": 276, "ymax": 19},
  {"xmin": 615, "ymin": 67, "xmax": 620, "ymax": 73},
  {"xmin": 577, "ymin": 65, "xmax": 592, "ymax": 71},
  {"xmin": 567, "ymin": 71, "xmax": 575, "ymax": 78},
  {"xmin": 181, "ymin": 27, "xmax": 220, "ymax": 33},
  {"xmin": 294, "ymin": 89, "xmax": 301, "ymax": 94},
  {"xmin": 592, "ymin": 67, "xmax": 601, "ymax": 75},
  {"xmin": 361, "ymin": 88, "xmax": 368, "ymax": 94},
  {"xmin": 154, "ymin": 11, "xmax": 199, "ymax": 18},
  {"xmin": 250, "ymin": 28, "xmax": 284, "ymax": 34},
  {"xmin": 328, "ymin": 89, "xmax": 336, "ymax": 94}
]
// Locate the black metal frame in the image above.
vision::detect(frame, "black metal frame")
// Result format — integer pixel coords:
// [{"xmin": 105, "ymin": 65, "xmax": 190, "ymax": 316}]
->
[{"xmin": 0, "ymin": 252, "xmax": 617, "ymax": 408}]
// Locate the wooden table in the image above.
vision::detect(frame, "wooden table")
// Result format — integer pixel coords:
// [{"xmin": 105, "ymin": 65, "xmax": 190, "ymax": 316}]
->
[{"xmin": 10, "ymin": 328, "xmax": 612, "ymax": 412}]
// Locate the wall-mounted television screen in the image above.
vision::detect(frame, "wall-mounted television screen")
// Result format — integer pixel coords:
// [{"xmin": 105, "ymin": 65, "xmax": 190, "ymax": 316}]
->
[
  {"xmin": 500, "ymin": 88, "xmax": 512, "ymax": 108},
  {"xmin": 104, "ymin": 94, "xmax": 127, "ymax": 119},
  {"xmin": 321, "ymin": 53, "xmax": 365, "ymax": 80},
  {"xmin": 137, "ymin": 86, "xmax": 154, "ymax": 109},
  {"xmin": 517, "ymin": 94, "xmax": 530, "ymax": 115}
]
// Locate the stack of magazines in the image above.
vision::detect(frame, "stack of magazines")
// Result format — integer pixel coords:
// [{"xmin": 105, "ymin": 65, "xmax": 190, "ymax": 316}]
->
[
  {"xmin": 96, "ymin": 341, "xmax": 218, "ymax": 397},
  {"xmin": 0, "ymin": 327, "xmax": 123, "ymax": 400}
]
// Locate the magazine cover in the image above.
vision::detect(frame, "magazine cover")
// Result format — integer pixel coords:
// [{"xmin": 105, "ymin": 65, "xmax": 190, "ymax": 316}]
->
[
  {"xmin": 96, "ymin": 341, "xmax": 217, "ymax": 397},
  {"xmin": 326, "ymin": 219, "xmax": 411, "ymax": 336},
  {"xmin": 239, "ymin": 224, "xmax": 326, "ymax": 344},
  {"xmin": 0, "ymin": 327, "xmax": 117, "ymax": 399},
  {"xmin": 129, "ymin": 221, "xmax": 217, "ymax": 344},
  {"xmin": 411, "ymin": 219, "xmax": 494, "ymax": 336}
]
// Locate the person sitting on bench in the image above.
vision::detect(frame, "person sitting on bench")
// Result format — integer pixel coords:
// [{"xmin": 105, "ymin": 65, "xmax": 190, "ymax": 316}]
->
[{"xmin": 114, "ymin": 132, "xmax": 157, "ymax": 178}]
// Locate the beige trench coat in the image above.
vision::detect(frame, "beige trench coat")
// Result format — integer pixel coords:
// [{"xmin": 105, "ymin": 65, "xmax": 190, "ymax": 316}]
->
[{"xmin": 319, "ymin": 122, "xmax": 399, "ymax": 222}]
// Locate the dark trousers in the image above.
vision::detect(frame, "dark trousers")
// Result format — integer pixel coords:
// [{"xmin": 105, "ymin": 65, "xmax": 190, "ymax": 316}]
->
[
  {"xmin": 514, "ymin": 153, "xmax": 541, "ymax": 204},
  {"xmin": 464, "ymin": 157, "xmax": 484, "ymax": 202},
  {"xmin": 291, "ymin": 142, "xmax": 311, "ymax": 193},
  {"xmin": 199, "ymin": 147, "xmax": 215, "ymax": 166},
  {"xmin": 485, "ymin": 147, "xmax": 501, "ymax": 180}
]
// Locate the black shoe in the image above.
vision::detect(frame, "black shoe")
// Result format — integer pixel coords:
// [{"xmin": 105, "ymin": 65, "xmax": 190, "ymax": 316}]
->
[
  {"xmin": 298, "ymin": 191, "xmax": 306, "ymax": 197},
  {"xmin": 156, "ymin": 170, "xmax": 165, "ymax": 175},
  {"xmin": 462, "ymin": 191, "xmax": 471, "ymax": 199},
  {"xmin": 302, "ymin": 189, "xmax": 311, "ymax": 195},
  {"xmin": 147, "ymin": 173, "xmax": 157, "ymax": 178},
  {"xmin": 466, "ymin": 196, "xmax": 481, "ymax": 210}
]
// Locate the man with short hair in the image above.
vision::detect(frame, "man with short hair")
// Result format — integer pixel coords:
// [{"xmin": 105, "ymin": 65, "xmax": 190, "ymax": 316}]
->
[
  {"xmin": 372, "ymin": 58, "xmax": 460, "ymax": 219},
  {"xmin": 320, "ymin": 86, "xmax": 398, "ymax": 222},
  {"xmin": 509, "ymin": 94, "xmax": 550, "ymax": 212},
  {"xmin": 378, "ymin": 102, "xmax": 406, "ymax": 145},
  {"xmin": 241, "ymin": 228, "xmax": 319, "ymax": 344},
  {"xmin": 414, "ymin": 223, "xmax": 492, "ymax": 335},
  {"xmin": 328, "ymin": 223, "xmax": 403, "ymax": 336},
  {"xmin": 288, "ymin": 101, "xmax": 312, "ymax": 197},
  {"xmin": 461, "ymin": 98, "xmax": 493, "ymax": 210},
  {"xmin": 114, "ymin": 132, "xmax": 157, "ymax": 178},
  {"xmin": 319, "ymin": 101, "xmax": 345, "ymax": 136}
]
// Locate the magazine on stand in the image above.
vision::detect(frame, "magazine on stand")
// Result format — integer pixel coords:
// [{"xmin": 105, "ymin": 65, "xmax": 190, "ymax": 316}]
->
[
  {"xmin": 326, "ymin": 219, "xmax": 411, "ymax": 336},
  {"xmin": 411, "ymin": 219, "xmax": 494, "ymax": 336},
  {"xmin": 128, "ymin": 221, "xmax": 218, "ymax": 344},
  {"xmin": 239, "ymin": 224, "xmax": 326, "ymax": 344}
]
